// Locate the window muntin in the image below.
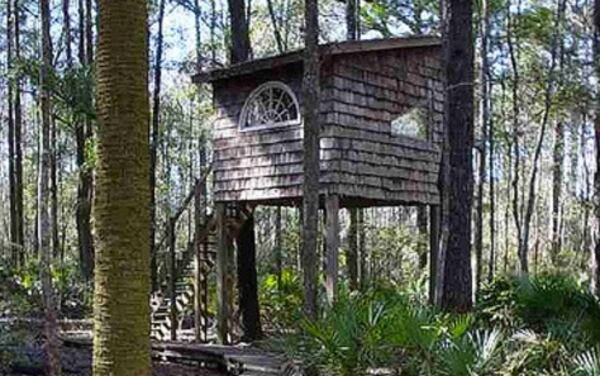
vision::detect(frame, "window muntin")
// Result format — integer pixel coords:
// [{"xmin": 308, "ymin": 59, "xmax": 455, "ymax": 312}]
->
[{"xmin": 239, "ymin": 81, "xmax": 301, "ymax": 131}]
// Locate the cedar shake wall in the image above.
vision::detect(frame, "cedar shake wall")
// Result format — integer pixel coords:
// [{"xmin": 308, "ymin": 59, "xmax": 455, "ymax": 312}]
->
[
  {"xmin": 322, "ymin": 46, "xmax": 443, "ymax": 206},
  {"xmin": 211, "ymin": 46, "xmax": 443, "ymax": 206}
]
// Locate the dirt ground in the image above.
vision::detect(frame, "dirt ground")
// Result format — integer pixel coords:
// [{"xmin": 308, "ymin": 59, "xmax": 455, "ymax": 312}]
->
[{"xmin": 7, "ymin": 346, "xmax": 227, "ymax": 376}]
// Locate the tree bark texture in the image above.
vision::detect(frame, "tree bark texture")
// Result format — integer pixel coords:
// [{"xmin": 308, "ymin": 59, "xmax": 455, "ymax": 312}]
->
[
  {"xmin": 150, "ymin": 0, "xmax": 166, "ymax": 292},
  {"xmin": 439, "ymin": 0, "xmax": 474, "ymax": 312},
  {"xmin": 39, "ymin": 0, "xmax": 61, "ymax": 374},
  {"xmin": 236, "ymin": 213, "xmax": 263, "ymax": 342},
  {"xmin": 227, "ymin": 0, "xmax": 251, "ymax": 63},
  {"xmin": 93, "ymin": 1, "xmax": 151, "ymax": 373},
  {"xmin": 302, "ymin": 0, "xmax": 320, "ymax": 320}
]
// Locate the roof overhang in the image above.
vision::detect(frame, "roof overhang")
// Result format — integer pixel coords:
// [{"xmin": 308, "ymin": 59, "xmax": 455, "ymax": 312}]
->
[{"xmin": 192, "ymin": 35, "xmax": 441, "ymax": 84}]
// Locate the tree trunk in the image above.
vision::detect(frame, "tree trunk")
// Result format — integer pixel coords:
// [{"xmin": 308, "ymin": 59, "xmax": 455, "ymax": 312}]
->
[
  {"xmin": 7, "ymin": 0, "xmax": 17, "ymax": 266},
  {"xmin": 236, "ymin": 213, "xmax": 263, "ymax": 342},
  {"xmin": 194, "ymin": 0, "xmax": 202, "ymax": 65},
  {"xmin": 325, "ymin": 195, "xmax": 340, "ymax": 304},
  {"xmin": 506, "ymin": 3, "xmax": 525, "ymax": 274},
  {"xmin": 346, "ymin": 0, "xmax": 358, "ymax": 40},
  {"xmin": 302, "ymin": 0, "xmax": 320, "ymax": 320},
  {"xmin": 417, "ymin": 206, "xmax": 428, "ymax": 270},
  {"xmin": 592, "ymin": 0, "xmax": 600, "ymax": 295},
  {"xmin": 266, "ymin": 0, "xmax": 285, "ymax": 53},
  {"xmin": 439, "ymin": 0, "xmax": 474, "ymax": 312},
  {"xmin": 13, "ymin": 0, "xmax": 24, "ymax": 262},
  {"xmin": 39, "ymin": 1, "xmax": 61, "ymax": 374},
  {"xmin": 347, "ymin": 208, "xmax": 359, "ymax": 290},
  {"xmin": 520, "ymin": 0, "xmax": 564, "ymax": 274},
  {"xmin": 551, "ymin": 120, "xmax": 565, "ymax": 265},
  {"xmin": 76, "ymin": 0, "xmax": 94, "ymax": 280},
  {"xmin": 227, "ymin": 0, "xmax": 251, "ymax": 63},
  {"xmin": 93, "ymin": 1, "xmax": 151, "ymax": 373},
  {"xmin": 275, "ymin": 207, "xmax": 283, "ymax": 290},
  {"xmin": 429, "ymin": 205, "xmax": 440, "ymax": 304},
  {"xmin": 150, "ymin": 0, "xmax": 166, "ymax": 292},
  {"xmin": 482, "ymin": 0, "xmax": 495, "ymax": 283},
  {"xmin": 51, "ymin": 118, "xmax": 59, "ymax": 258},
  {"xmin": 474, "ymin": 0, "xmax": 489, "ymax": 293}
]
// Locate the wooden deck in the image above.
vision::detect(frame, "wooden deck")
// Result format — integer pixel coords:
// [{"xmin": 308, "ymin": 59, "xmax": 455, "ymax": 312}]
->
[{"xmin": 64, "ymin": 336, "xmax": 300, "ymax": 376}]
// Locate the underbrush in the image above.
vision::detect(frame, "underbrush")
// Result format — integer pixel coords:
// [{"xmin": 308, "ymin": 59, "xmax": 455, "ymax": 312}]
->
[{"xmin": 270, "ymin": 273, "xmax": 600, "ymax": 375}]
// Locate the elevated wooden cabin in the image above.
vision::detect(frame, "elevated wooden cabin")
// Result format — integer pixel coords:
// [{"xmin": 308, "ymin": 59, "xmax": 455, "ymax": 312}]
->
[{"xmin": 193, "ymin": 36, "xmax": 444, "ymax": 208}]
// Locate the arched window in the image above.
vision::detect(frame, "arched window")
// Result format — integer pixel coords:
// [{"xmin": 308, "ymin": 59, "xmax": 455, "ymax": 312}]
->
[{"xmin": 239, "ymin": 81, "xmax": 301, "ymax": 131}]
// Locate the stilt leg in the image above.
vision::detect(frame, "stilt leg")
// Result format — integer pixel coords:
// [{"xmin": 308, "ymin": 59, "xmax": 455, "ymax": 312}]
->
[{"xmin": 325, "ymin": 195, "xmax": 340, "ymax": 305}]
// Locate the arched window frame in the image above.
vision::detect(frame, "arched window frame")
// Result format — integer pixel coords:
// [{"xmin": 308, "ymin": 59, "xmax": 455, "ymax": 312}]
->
[{"xmin": 239, "ymin": 81, "xmax": 301, "ymax": 132}]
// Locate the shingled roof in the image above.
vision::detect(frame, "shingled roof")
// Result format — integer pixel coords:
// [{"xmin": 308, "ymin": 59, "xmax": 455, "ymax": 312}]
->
[{"xmin": 192, "ymin": 35, "xmax": 441, "ymax": 84}]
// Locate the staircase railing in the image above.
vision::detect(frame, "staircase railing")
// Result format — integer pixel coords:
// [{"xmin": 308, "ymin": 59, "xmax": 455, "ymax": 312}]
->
[{"xmin": 153, "ymin": 165, "xmax": 213, "ymax": 341}]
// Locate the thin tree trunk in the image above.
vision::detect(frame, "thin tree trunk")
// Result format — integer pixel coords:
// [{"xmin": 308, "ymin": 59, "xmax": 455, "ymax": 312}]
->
[
  {"xmin": 474, "ymin": 0, "xmax": 489, "ymax": 293},
  {"xmin": 150, "ymin": 0, "xmax": 166, "ymax": 292},
  {"xmin": 438, "ymin": 0, "xmax": 474, "ymax": 312},
  {"xmin": 51, "ymin": 117, "xmax": 59, "ymax": 258},
  {"xmin": 76, "ymin": 0, "xmax": 94, "ymax": 280},
  {"xmin": 7, "ymin": 0, "xmax": 17, "ymax": 266},
  {"xmin": 592, "ymin": 0, "xmax": 600, "ymax": 295},
  {"xmin": 347, "ymin": 208, "xmax": 359, "ymax": 289},
  {"xmin": 520, "ymin": 0, "xmax": 564, "ymax": 274},
  {"xmin": 275, "ymin": 207, "xmax": 283, "ymax": 290},
  {"xmin": 194, "ymin": 0, "xmax": 202, "ymax": 66},
  {"xmin": 504, "ymin": 140, "xmax": 512, "ymax": 273},
  {"xmin": 487, "ymin": 93, "xmax": 496, "ymax": 282},
  {"xmin": 506, "ymin": 3, "xmax": 525, "ymax": 274},
  {"xmin": 14, "ymin": 0, "xmax": 24, "ymax": 262},
  {"xmin": 417, "ymin": 206, "xmax": 428, "ymax": 269},
  {"xmin": 551, "ymin": 120, "xmax": 565, "ymax": 265},
  {"xmin": 39, "ymin": 1, "xmax": 61, "ymax": 373},
  {"xmin": 93, "ymin": 0, "xmax": 151, "ymax": 372},
  {"xmin": 266, "ymin": 0, "xmax": 285, "ymax": 53},
  {"xmin": 210, "ymin": 0, "xmax": 217, "ymax": 62},
  {"xmin": 358, "ymin": 206, "xmax": 367, "ymax": 288},
  {"xmin": 302, "ymin": 0, "xmax": 320, "ymax": 320}
]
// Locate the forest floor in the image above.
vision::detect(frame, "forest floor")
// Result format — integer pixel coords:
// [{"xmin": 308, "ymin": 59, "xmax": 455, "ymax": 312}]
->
[{"xmin": 8, "ymin": 344, "xmax": 227, "ymax": 376}]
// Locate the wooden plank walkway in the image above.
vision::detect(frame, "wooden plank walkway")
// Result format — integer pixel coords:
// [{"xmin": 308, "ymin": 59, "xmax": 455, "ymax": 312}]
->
[{"xmin": 64, "ymin": 336, "xmax": 300, "ymax": 376}]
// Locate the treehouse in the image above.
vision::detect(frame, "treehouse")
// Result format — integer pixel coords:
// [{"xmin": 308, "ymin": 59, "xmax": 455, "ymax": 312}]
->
[
  {"xmin": 175, "ymin": 36, "xmax": 445, "ymax": 345},
  {"xmin": 193, "ymin": 36, "xmax": 444, "ymax": 208}
]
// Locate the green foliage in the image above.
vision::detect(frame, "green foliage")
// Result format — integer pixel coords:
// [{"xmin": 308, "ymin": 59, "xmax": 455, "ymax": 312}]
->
[
  {"xmin": 260, "ymin": 268, "xmax": 304, "ymax": 330},
  {"xmin": 0, "ymin": 258, "xmax": 92, "ymax": 319},
  {"xmin": 274, "ymin": 274, "xmax": 600, "ymax": 375},
  {"xmin": 477, "ymin": 273, "xmax": 600, "ymax": 345}
]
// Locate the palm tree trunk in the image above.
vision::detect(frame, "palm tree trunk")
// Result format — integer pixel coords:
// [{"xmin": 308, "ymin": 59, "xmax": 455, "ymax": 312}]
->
[{"xmin": 93, "ymin": 0, "xmax": 151, "ymax": 373}]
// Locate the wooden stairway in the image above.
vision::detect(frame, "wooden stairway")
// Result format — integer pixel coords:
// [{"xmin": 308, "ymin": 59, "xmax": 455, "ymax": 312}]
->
[{"xmin": 151, "ymin": 216, "xmax": 217, "ymax": 341}]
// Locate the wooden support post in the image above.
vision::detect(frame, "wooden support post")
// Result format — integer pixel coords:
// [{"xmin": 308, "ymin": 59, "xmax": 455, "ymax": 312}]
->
[
  {"xmin": 193, "ymin": 181, "xmax": 207, "ymax": 342},
  {"xmin": 168, "ymin": 217, "xmax": 177, "ymax": 341},
  {"xmin": 429, "ymin": 205, "xmax": 440, "ymax": 305},
  {"xmin": 215, "ymin": 203, "xmax": 231, "ymax": 344},
  {"xmin": 325, "ymin": 195, "xmax": 340, "ymax": 305}
]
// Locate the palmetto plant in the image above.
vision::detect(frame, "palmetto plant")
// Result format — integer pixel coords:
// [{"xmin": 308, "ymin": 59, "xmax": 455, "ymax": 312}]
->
[{"xmin": 573, "ymin": 348, "xmax": 600, "ymax": 376}]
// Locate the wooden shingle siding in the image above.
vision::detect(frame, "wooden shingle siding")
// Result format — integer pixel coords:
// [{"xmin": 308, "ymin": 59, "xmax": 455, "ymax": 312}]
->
[
  {"xmin": 209, "ymin": 43, "xmax": 444, "ymax": 206},
  {"xmin": 322, "ymin": 46, "xmax": 443, "ymax": 205}
]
